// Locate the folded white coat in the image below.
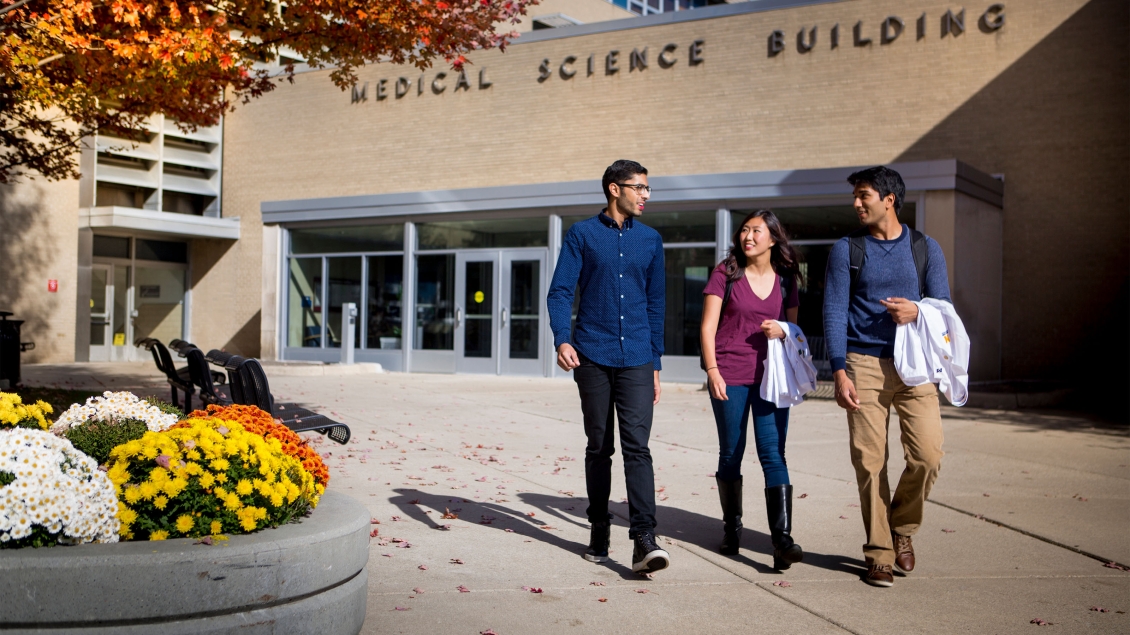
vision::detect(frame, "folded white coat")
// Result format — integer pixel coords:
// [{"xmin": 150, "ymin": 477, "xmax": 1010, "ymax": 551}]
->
[
  {"xmin": 760, "ymin": 321, "xmax": 819, "ymax": 408},
  {"xmin": 894, "ymin": 298, "xmax": 971, "ymax": 406}
]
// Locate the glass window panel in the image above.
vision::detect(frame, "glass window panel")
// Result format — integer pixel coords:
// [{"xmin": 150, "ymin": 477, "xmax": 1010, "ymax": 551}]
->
[
  {"xmin": 664, "ymin": 248, "xmax": 716, "ymax": 356},
  {"xmin": 417, "ymin": 218, "xmax": 547, "ymax": 250},
  {"xmin": 93, "ymin": 235, "xmax": 130, "ymax": 259},
  {"xmin": 366, "ymin": 255, "xmax": 404, "ymax": 350},
  {"xmin": 325, "ymin": 257, "xmax": 362, "ymax": 348},
  {"xmin": 415, "ymin": 255, "xmax": 455, "ymax": 350},
  {"xmin": 463, "ymin": 261, "xmax": 493, "ymax": 358},
  {"xmin": 290, "ymin": 224, "xmax": 404, "ymax": 254},
  {"xmin": 732, "ymin": 203, "xmax": 916, "ymax": 242},
  {"xmin": 90, "ymin": 268, "xmax": 108, "ymax": 346},
  {"xmin": 509, "ymin": 260, "xmax": 539, "ymax": 359},
  {"xmin": 288, "ymin": 258, "xmax": 323, "ymax": 347},
  {"xmin": 136, "ymin": 239, "xmax": 188, "ymax": 263},
  {"xmin": 111, "ymin": 265, "xmax": 129, "ymax": 347},
  {"xmin": 133, "ymin": 267, "xmax": 184, "ymax": 343},
  {"xmin": 793, "ymin": 244, "xmax": 830, "ymax": 339}
]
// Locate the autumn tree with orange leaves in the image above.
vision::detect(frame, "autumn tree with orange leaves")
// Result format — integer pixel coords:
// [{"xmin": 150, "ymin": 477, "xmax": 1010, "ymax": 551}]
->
[{"xmin": 0, "ymin": 0, "xmax": 533, "ymax": 183}]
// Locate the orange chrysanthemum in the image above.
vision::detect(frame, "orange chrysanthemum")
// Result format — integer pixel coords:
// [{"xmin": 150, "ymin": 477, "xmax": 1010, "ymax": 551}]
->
[{"xmin": 176, "ymin": 404, "xmax": 329, "ymax": 488}]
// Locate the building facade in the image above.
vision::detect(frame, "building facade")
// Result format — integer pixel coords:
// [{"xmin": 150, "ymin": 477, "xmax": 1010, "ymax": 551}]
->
[{"xmin": 2, "ymin": 0, "xmax": 1127, "ymax": 405}]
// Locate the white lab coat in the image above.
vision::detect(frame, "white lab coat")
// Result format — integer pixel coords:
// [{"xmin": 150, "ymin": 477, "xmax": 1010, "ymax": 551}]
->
[
  {"xmin": 760, "ymin": 321, "xmax": 819, "ymax": 408},
  {"xmin": 894, "ymin": 298, "xmax": 970, "ymax": 406}
]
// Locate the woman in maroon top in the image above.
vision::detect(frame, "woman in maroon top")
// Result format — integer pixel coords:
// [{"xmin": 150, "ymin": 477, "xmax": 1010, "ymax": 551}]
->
[{"xmin": 700, "ymin": 209, "xmax": 804, "ymax": 570}]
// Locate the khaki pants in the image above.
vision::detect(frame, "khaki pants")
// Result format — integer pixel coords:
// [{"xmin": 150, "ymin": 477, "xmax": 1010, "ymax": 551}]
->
[{"xmin": 846, "ymin": 353, "xmax": 944, "ymax": 566}]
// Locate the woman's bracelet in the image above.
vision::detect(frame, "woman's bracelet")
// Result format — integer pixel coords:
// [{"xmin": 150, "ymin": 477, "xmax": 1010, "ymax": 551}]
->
[{"xmin": 706, "ymin": 366, "xmax": 718, "ymax": 371}]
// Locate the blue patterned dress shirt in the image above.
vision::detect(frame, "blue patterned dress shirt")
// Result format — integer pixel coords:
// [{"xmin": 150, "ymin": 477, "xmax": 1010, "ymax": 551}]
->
[{"xmin": 548, "ymin": 212, "xmax": 665, "ymax": 370}]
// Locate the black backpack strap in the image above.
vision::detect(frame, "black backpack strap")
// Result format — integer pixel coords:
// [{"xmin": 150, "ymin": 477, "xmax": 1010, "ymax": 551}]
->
[
  {"xmin": 909, "ymin": 229, "xmax": 929, "ymax": 298},
  {"xmin": 847, "ymin": 228, "xmax": 868, "ymax": 296}
]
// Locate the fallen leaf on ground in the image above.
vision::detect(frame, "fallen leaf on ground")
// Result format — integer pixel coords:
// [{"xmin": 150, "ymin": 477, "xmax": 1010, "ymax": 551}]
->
[
  {"xmin": 941, "ymin": 529, "xmax": 956, "ymax": 533},
  {"xmin": 408, "ymin": 499, "xmax": 421, "ymax": 505},
  {"xmin": 418, "ymin": 565, "xmax": 428, "ymax": 570},
  {"xmin": 392, "ymin": 516, "xmax": 402, "ymax": 521},
  {"xmin": 457, "ymin": 585, "xmax": 470, "ymax": 593},
  {"xmin": 636, "ymin": 589, "xmax": 652, "ymax": 594},
  {"xmin": 413, "ymin": 587, "xmax": 425, "ymax": 594},
  {"xmin": 1090, "ymin": 606, "xmax": 1110, "ymax": 613},
  {"xmin": 370, "ymin": 518, "xmax": 381, "ymax": 524},
  {"xmin": 598, "ymin": 597, "xmax": 608, "ymax": 602},
  {"xmin": 772, "ymin": 581, "xmax": 792, "ymax": 587},
  {"xmin": 983, "ymin": 493, "xmax": 991, "ymax": 497},
  {"xmin": 504, "ymin": 528, "xmax": 515, "ymax": 533},
  {"xmin": 527, "ymin": 512, "xmax": 535, "ymax": 517},
  {"xmin": 370, "ymin": 529, "xmax": 380, "ymax": 537},
  {"xmin": 839, "ymin": 515, "xmax": 848, "ymax": 519},
  {"xmin": 442, "ymin": 508, "xmax": 459, "ymax": 519},
  {"xmin": 523, "ymin": 586, "xmax": 543, "ymax": 593},
  {"xmin": 1103, "ymin": 562, "xmax": 1129, "ymax": 571},
  {"xmin": 480, "ymin": 630, "xmax": 498, "ymax": 635},
  {"xmin": 193, "ymin": 536, "xmax": 215, "ymax": 546},
  {"xmin": 450, "ymin": 558, "xmax": 465, "ymax": 564},
  {"xmin": 1030, "ymin": 618, "xmax": 1051, "ymax": 626},
  {"xmin": 393, "ymin": 606, "xmax": 410, "ymax": 611},
  {"xmin": 381, "ymin": 553, "xmax": 393, "ymax": 558},
  {"xmin": 590, "ymin": 581, "xmax": 606, "ymax": 586},
  {"xmin": 797, "ymin": 493, "xmax": 808, "ymax": 499}
]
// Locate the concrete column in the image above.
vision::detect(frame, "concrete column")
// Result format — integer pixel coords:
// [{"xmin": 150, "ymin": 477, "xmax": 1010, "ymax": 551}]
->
[
  {"xmin": 260, "ymin": 224, "xmax": 282, "ymax": 361},
  {"xmin": 401, "ymin": 222, "xmax": 417, "ymax": 373}
]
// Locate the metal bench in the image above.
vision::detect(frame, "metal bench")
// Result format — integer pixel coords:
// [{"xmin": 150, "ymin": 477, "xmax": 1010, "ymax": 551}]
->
[
  {"xmin": 168, "ymin": 340, "xmax": 232, "ymax": 407},
  {"xmin": 135, "ymin": 338, "xmax": 196, "ymax": 414},
  {"xmin": 203, "ymin": 350, "xmax": 351, "ymax": 445}
]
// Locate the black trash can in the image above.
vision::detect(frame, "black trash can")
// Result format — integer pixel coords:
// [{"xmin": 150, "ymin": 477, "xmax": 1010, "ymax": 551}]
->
[{"xmin": 0, "ymin": 311, "xmax": 33, "ymax": 388}]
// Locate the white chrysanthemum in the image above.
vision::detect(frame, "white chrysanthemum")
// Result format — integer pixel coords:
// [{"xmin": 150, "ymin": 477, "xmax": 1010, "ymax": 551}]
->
[
  {"xmin": 0, "ymin": 429, "xmax": 119, "ymax": 547},
  {"xmin": 49, "ymin": 391, "xmax": 178, "ymax": 434}
]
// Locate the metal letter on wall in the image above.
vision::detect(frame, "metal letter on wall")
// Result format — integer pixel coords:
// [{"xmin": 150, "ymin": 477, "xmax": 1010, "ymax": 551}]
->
[
  {"xmin": 432, "ymin": 72, "xmax": 447, "ymax": 93},
  {"xmin": 376, "ymin": 78, "xmax": 388, "ymax": 100},
  {"xmin": 942, "ymin": 8, "xmax": 965, "ymax": 37},
  {"xmin": 881, "ymin": 16, "xmax": 904, "ymax": 44},
  {"xmin": 418, "ymin": 75, "xmax": 424, "ymax": 95},
  {"xmin": 831, "ymin": 23, "xmax": 839, "ymax": 49},
  {"xmin": 606, "ymin": 50, "xmax": 620, "ymax": 74},
  {"xmin": 980, "ymin": 4, "xmax": 1005, "ymax": 32},
  {"xmin": 350, "ymin": 82, "xmax": 368, "ymax": 103},
  {"xmin": 588, "ymin": 54, "xmax": 595, "ymax": 76},
  {"xmin": 538, "ymin": 59, "xmax": 551, "ymax": 82},
  {"xmin": 479, "ymin": 68, "xmax": 492, "ymax": 88},
  {"xmin": 630, "ymin": 47, "xmax": 648, "ymax": 71},
  {"xmin": 797, "ymin": 26, "xmax": 816, "ymax": 53},
  {"xmin": 689, "ymin": 39, "xmax": 705, "ymax": 65},
  {"xmin": 658, "ymin": 43, "xmax": 677, "ymax": 68},
  {"xmin": 917, "ymin": 13, "xmax": 927, "ymax": 40},
  {"xmin": 560, "ymin": 55, "xmax": 577, "ymax": 79},
  {"xmin": 768, "ymin": 30, "xmax": 785, "ymax": 56},
  {"xmin": 853, "ymin": 21, "xmax": 872, "ymax": 46},
  {"xmin": 395, "ymin": 77, "xmax": 410, "ymax": 98},
  {"xmin": 454, "ymin": 70, "xmax": 471, "ymax": 91}
]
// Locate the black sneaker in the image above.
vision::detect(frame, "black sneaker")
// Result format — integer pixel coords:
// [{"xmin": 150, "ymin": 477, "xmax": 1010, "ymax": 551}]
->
[
  {"xmin": 631, "ymin": 531, "xmax": 671, "ymax": 574},
  {"xmin": 584, "ymin": 514, "xmax": 612, "ymax": 563}
]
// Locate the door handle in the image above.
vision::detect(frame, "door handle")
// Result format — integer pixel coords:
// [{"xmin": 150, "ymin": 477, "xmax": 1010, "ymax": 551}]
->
[
  {"xmin": 501, "ymin": 307, "xmax": 508, "ymax": 328},
  {"xmin": 455, "ymin": 307, "xmax": 463, "ymax": 329}
]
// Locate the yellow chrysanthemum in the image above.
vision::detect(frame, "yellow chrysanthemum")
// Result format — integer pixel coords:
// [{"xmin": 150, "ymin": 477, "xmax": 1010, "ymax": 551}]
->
[
  {"xmin": 210, "ymin": 520, "xmax": 222, "ymax": 535},
  {"xmin": 123, "ymin": 486, "xmax": 143, "ymax": 504},
  {"xmin": 150, "ymin": 530, "xmax": 169, "ymax": 541},
  {"xmin": 175, "ymin": 515, "xmax": 195, "ymax": 534},
  {"xmin": 137, "ymin": 481, "xmax": 158, "ymax": 500},
  {"xmin": 153, "ymin": 495, "xmax": 169, "ymax": 510}
]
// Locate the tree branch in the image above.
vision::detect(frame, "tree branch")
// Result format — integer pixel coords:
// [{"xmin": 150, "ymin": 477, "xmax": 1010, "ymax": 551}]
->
[{"xmin": 0, "ymin": 0, "xmax": 35, "ymax": 18}]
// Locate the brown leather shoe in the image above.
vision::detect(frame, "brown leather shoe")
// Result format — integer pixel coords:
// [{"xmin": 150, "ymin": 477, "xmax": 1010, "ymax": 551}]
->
[
  {"xmin": 893, "ymin": 533, "xmax": 915, "ymax": 574},
  {"xmin": 864, "ymin": 564, "xmax": 894, "ymax": 587}
]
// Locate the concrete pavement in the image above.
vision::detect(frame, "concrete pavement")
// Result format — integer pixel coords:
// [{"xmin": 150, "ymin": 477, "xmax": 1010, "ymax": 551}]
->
[{"xmin": 21, "ymin": 364, "xmax": 1130, "ymax": 634}]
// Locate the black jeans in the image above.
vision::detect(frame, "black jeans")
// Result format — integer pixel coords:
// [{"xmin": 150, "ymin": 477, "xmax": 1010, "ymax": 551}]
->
[{"xmin": 574, "ymin": 355, "xmax": 657, "ymax": 537}]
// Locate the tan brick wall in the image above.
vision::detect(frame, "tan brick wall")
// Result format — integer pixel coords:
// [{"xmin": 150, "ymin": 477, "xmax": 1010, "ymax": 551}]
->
[
  {"xmin": 217, "ymin": 0, "xmax": 1128, "ymax": 383},
  {"xmin": 0, "ymin": 177, "xmax": 81, "ymax": 365}
]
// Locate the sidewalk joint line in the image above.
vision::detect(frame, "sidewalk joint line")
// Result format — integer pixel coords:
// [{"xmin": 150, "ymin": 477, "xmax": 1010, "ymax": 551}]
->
[{"xmin": 927, "ymin": 498, "xmax": 1130, "ymax": 570}]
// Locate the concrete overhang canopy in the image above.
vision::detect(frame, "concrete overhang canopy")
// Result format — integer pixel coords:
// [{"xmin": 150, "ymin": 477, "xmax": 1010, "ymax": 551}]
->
[
  {"xmin": 260, "ymin": 160, "xmax": 1002, "ymax": 226},
  {"xmin": 80, "ymin": 206, "xmax": 240, "ymax": 240}
]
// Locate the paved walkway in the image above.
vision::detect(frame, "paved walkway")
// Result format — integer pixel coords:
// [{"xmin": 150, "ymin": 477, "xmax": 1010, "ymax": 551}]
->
[{"xmin": 22, "ymin": 364, "xmax": 1130, "ymax": 634}]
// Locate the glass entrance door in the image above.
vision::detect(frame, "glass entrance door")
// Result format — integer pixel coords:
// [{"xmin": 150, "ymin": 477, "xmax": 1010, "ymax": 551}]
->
[
  {"xmin": 500, "ymin": 249, "xmax": 547, "ymax": 375},
  {"xmin": 454, "ymin": 253, "xmax": 498, "ymax": 373},
  {"xmin": 89, "ymin": 263, "xmax": 131, "ymax": 362}
]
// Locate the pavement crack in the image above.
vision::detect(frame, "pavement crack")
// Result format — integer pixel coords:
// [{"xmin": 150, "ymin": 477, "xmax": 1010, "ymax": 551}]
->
[{"xmin": 928, "ymin": 498, "xmax": 1130, "ymax": 570}]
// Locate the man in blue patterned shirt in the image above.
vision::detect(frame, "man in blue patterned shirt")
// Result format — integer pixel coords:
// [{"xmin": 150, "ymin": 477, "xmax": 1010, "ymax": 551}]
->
[{"xmin": 547, "ymin": 159, "xmax": 670, "ymax": 575}]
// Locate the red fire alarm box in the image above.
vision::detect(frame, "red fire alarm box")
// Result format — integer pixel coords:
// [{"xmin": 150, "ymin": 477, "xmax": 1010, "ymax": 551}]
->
[{"xmin": 47, "ymin": 279, "xmax": 58, "ymax": 293}]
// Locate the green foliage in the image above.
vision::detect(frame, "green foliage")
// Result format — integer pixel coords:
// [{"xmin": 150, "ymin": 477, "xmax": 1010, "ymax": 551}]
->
[
  {"xmin": 144, "ymin": 397, "xmax": 184, "ymax": 417},
  {"xmin": 0, "ymin": 471, "xmax": 14, "ymax": 487},
  {"xmin": 64, "ymin": 419, "xmax": 149, "ymax": 466},
  {"xmin": 0, "ymin": 525, "xmax": 60, "ymax": 549}
]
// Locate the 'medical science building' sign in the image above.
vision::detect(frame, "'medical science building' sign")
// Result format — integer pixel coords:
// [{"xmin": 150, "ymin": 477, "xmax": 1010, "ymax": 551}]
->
[{"xmin": 348, "ymin": 4, "xmax": 1005, "ymax": 105}]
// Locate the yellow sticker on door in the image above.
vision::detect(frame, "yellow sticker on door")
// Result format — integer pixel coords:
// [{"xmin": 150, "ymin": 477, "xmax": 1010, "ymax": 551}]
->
[
  {"xmin": 113, "ymin": 333, "xmax": 125, "ymax": 346},
  {"xmin": 474, "ymin": 290, "xmax": 485, "ymax": 304}
]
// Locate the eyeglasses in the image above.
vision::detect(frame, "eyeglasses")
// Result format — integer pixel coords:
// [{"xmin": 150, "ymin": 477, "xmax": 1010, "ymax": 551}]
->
[{"xmin": 616, "ymin": 183, "xmax": 652, "ymax": 195}]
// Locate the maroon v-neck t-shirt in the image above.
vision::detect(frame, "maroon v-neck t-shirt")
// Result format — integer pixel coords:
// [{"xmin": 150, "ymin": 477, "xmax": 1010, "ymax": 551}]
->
[{"xmin": 703, "ymin": 265, "xmax": 800, "ymax": 386}]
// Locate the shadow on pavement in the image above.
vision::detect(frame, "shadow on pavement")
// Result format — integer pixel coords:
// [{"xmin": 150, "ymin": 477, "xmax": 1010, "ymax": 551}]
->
[{"xmin": 388, "ymin": 488, "xmax": 864, "ymax": 579}]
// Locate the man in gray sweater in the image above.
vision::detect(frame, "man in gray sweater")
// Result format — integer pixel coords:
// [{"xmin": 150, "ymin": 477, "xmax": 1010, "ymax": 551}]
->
[{"xmin": 822, "ymin": 166, "xmax": 951, "ymax": 588}]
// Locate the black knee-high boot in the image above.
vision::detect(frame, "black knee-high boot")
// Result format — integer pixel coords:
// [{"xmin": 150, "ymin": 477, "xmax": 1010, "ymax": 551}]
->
[
  {"xmin": 716, "ymin": 476, "xmax": 743, "ymax": 555},
  {"xmin": 765, "ymin": 484, "xmax": 804, "ymax": 570}
]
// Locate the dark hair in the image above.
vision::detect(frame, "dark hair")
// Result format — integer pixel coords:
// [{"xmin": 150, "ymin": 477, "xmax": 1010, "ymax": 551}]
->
[
  {"xmin": 847, "ymin": 165, "xmax": 905, "ymax": 212},
  {"xmin": 721, "ymin": 210, "xmax": 801, "ymax": 285},
  {"xmin": 602, "ymin": 159, "xmax": 648, "ymax": 200}
]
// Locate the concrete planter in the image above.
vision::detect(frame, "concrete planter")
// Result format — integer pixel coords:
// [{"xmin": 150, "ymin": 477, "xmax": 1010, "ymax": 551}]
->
[{"xmin": 0, "ymin": 490, "xmax": 369, "ymax": 634}]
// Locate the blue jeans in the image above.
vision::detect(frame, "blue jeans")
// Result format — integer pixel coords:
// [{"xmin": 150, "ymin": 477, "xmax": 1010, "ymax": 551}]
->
[{"xmin": 710, "ymin": 384, "xmax": 791, "ymax": 487}]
